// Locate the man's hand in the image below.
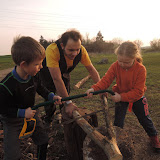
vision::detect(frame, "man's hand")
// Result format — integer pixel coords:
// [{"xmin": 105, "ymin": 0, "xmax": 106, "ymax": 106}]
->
[
  {"xmin": 25, "ymin": 107, "xmax": 36, "ymax": 119},
  {"xmin": 85, "ymin": 88, "xmax": 94, "ymax": 98},
  {"xmin": 53, "ymin": 95, "xmax": 62, "ymax": 105},
  {"xmin": 65, "ymin": 102, "xmax": 78, "ymax": 117},
  {"xmin": 111, "ymin": 92, "xmax": 121, "ymax": 102}
]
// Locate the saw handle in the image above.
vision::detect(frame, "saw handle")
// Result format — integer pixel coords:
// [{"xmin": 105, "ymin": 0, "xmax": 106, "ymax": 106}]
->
[{"xmin": 32, "ymin": 89, "xmax": 115, "ymax": 110}]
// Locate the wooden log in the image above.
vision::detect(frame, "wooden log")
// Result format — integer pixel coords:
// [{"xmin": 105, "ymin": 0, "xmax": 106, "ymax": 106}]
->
[
  {"xmin": 74, "ymin": 75, "xmax": 91, "ymax": 89},
  {"xmin": 73, "ymin": 110, "xmax": 123, "ymax": 160},
  {"xmin": 62, "ymin": 107, "xmax": 98, "ymax": 160},
  {"xmin": 0, "ymin": 130, "xmax": 3, "ymax": 139},
  {"xmin": 101, "ymin": 95, "xmax": 116, "ymax": 139}
]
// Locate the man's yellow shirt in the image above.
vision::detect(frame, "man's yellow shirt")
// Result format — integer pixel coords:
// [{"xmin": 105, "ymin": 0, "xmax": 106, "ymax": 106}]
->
[{"xmin": 46, "ymin": 43, "xmax": 91, "ymax": 69}]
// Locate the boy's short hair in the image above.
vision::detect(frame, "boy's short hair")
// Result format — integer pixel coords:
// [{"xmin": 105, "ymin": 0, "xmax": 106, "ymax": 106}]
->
[{"xmin": 11, "ymin": 36, "xmax": 45, "ymax": 65}]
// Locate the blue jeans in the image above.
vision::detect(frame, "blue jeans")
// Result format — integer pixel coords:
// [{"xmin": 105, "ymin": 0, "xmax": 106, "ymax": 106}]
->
[{"xmin": 114, "ymin": 96, "xmax": 157, "ymax": 137}]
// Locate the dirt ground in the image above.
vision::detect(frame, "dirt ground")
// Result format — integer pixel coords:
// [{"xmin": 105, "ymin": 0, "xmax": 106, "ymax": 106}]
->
[
  {"xmin": 0, "ymin": 68, "xmax": 160, "ymax": 160},
  {"xmin": 0, "ymin": 68, "xmax": 13, "ymax": 81}
]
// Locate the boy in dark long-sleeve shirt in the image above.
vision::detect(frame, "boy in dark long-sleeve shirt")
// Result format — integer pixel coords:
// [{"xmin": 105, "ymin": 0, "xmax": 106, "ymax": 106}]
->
[{"xmin": 0, "ymin": 36, "xmax": 62, "ymax": 160}]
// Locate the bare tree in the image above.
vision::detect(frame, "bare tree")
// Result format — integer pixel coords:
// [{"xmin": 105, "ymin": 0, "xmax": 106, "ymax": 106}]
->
[
  {"xmin": 150, "ymin": 38, "xmax": 160, "ymax": 51},
  {"xmin": 134, "ymin": 39, "xmax": 143, "ymax": 48},
  {"xmin": 96, "ymin": 31, "xmax": 104, "ymax": 42},
  {"xmin": 111, "ymin": 38, "xmax": 123, "ymax": 46},
  {"xmin": 82, "ymin": 33, "xmax": 91, "ymax": 45}
]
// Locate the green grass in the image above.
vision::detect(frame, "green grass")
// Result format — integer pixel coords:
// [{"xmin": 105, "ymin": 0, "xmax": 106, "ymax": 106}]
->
[
  {"xmin": 70, "ymin": 52, "xmax": 160, "ymax": 130},
  {"xmin": 0, "ymin": 55, "xmax": 14, "ymax": 70},
  {"xmin": 0, "ymin": 52, "xmax": 160, "ymax": 131}
]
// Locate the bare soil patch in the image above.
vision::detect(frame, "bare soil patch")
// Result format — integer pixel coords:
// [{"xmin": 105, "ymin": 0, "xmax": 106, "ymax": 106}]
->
[{"xmin": 0, "ymin": 68, "xmax": 13, "ymax": 81}]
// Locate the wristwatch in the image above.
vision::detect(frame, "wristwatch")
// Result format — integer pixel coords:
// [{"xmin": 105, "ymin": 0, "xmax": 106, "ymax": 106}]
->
[{"xmin": 65, "ymin": 100, "xmax": 72, "ymax": 105}]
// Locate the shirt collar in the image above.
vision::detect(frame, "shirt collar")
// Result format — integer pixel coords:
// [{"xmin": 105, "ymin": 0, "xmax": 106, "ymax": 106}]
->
[{"xmin": 12, "ymin": 66, "xmax": 31, "ymax": 82}]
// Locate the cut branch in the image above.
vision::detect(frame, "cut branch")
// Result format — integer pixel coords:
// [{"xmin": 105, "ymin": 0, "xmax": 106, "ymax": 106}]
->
[
  {"xmin": 73, "ymin": 110, "xmax": 122, "ymax": 160},
  {"xmin": 101, "ymin": 95, "xmax": 116, "ymax": 139},
  {"xmin": 74, "ymin": 75, "xmax": 91, "ymax": 89}
]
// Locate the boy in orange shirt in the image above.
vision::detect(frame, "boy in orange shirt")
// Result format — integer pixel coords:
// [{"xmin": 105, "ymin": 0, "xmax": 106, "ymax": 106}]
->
[{"xmin": 86, "ymin": 41, "xmax": 160, "ymax": 153}]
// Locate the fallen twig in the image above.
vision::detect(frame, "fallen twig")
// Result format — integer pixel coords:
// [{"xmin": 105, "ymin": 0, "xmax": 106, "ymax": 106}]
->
[{"xmin": 74, "ymin": 75, "xmax": 91, "ymax": 89}]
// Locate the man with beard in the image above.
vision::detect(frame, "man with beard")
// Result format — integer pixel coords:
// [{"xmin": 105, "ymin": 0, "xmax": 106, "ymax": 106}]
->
[{"xmin": 40, "ymin": 29, "xmax": 100, "ymax": 160}]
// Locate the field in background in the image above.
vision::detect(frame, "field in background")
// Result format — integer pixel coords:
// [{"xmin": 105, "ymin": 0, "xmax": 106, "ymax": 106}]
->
[
  {"xmin": 0, "ymin": 55, "xmax": 14, "ymax": 70},
  {"xmin": 70, "ymin": 52, "xmax": 160, "ymax": 129},
  {"xmin": 0, "ymin": 52, "xmax": 160, "ymax": 115},
  {"xmin": 0, "ymin": 52, "xmax": 160, "ymax": 126},
  {"xmin": 0, "ymin": 52, "xmax": 160, "ymax": 112},
  {"xmin": 0, "ymin": 52, "xmax": 160, "ymax": 159}
]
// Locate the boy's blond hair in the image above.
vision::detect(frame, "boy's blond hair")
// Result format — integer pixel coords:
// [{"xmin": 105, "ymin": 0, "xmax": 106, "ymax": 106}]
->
[
  {"xmin": 115, "ymin": 41, "xmax": 143, "ymax": 63},
  {"xmin": 11, "ymin": 36, "xmax": 45, "ymax": 65}
]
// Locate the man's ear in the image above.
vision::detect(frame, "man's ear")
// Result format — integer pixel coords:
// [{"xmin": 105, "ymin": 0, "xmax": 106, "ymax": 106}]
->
[{"xmin": 60, "ymin": 43, "xmax": 64, "ymax": 50}]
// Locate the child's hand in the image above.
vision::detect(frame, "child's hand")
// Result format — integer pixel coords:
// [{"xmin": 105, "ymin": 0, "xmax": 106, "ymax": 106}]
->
[
  {"xmin": 111, "ymin": 92, "xmax": 121, "ymax": 102},
  {"xmin": 53, "ymin": 95, "xmax": 62, "ymax": 105},
  {"xmin": 85, "ymin": 88, "xmax": 94, "ymax": 98},
  {"xmin": 25, "ymin": 107, "xmax": 36, "ymax": 119}
]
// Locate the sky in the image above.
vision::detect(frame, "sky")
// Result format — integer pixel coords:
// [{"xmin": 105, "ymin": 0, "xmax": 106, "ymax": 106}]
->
[{"xmin": 0, "ymin": 0, "xmax": 160, "ymax": 55}]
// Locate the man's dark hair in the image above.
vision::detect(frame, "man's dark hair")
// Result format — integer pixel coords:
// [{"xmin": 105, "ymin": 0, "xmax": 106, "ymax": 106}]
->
[{"xmin": 60, "ymin": 29, "xmax": 82, "ymax": 47}]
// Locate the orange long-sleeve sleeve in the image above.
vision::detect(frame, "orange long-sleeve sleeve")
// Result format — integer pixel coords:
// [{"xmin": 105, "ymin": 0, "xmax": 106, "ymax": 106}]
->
[{"xmin": 92, "ymin": 60, "xmax": 147, "ymax": 103}]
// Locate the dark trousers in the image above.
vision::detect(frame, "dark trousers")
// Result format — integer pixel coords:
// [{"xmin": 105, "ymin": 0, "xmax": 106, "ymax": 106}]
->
[
  {"xmin": 114, "ymin": 96, "xmax": 157, "ymax": 137},
  {"xmin": 40, "ymin": 67, "xmax": 57, "ymax": 123},
  {"xmin": 1, "ymin": 112, "xmax": 48, "ymax": 160},
  {"xmin": 40, "ymin": 67, "xmax": 70, "ymax": 123}
]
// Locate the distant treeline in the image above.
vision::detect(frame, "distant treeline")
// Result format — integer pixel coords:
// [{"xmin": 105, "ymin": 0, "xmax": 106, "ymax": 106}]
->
[
  {"xmin": 39, "ymin": 31, "xmax": 160, "ymax": 53},
  {"xmin": 39, "ymin": 31, "xmax": 116, "ymax": 53}
]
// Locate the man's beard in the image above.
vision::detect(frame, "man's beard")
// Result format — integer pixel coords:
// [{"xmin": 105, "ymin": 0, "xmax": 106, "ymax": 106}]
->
[{"xmin": 63, "ymin": 50, "xmax": 76, "ymax": 60}]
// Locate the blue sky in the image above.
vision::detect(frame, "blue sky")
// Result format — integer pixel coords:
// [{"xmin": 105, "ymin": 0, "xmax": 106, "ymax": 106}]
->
[{"xmin": 0, "ymin": 0, "xmax": 160, "ymax": 55}]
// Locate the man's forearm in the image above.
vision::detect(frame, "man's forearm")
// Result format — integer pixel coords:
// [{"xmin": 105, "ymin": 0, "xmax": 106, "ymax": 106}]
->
[
  {"xmin": 88, "ymin": 66, "xmax": 100, "ymax": 83},
  {"xmin": 53, "ymin": 78, "xmax": 69, "ymax": 98},
  {"xmin": 85, "ymin": 64, "xmax": 100, "ymax": 83},
  {"xmin": 49, "ymin": 67, "xmax": 69, "ymax": 98},
  {"xmin": 90, "ymin": 69, "xmax": 100, "ymax": 83}
]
